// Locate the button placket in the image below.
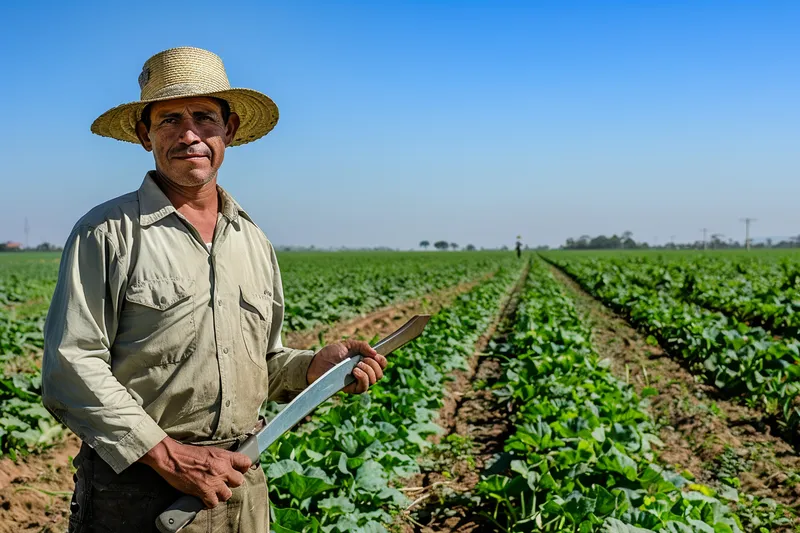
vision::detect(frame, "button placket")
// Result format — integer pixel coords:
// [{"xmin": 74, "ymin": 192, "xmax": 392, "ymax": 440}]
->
[{"xmin": 212, "ymin": 254, "xmax": 231, "ymax": 438}]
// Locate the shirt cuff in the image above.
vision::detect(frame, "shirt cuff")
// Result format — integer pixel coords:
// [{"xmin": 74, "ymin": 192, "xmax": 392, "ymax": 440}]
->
[
  {"xmin": 93, "ymin": 415, "xmax": 168, "ymax": 474},
  {"xmin": 287, "ymin": 350, "xmax": 316, "ymax": 392}
]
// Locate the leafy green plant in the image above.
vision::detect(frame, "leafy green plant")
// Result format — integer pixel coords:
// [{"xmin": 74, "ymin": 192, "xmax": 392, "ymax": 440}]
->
[
  {"xmin": 472, "ymin": 260, "xmax": 745, "ymax": 533},
  {"xmin": 544, "ymin": 254, "xmax": 800, "ymax": 435},
  {"xmin": 262, "ymin": 262, "xmax": 525, "ymax": 532},
  {"xmin": 0, "ymin": 373, "xmax": 62, "ymax": 457}
]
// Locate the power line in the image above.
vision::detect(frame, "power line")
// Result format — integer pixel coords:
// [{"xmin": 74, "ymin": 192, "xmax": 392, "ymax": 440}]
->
[{"xmin": 740, "ymin": 218, "xmax": 756, "ymax": 251}]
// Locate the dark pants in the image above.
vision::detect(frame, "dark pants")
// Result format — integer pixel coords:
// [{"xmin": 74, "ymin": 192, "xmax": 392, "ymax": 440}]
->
[{"xmin": 68, "ymin": 441, "xmax": 269, "ymax": 533}]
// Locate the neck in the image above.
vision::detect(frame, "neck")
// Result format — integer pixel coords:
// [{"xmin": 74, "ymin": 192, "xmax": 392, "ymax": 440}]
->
[{"xmin": 152, "ymin": 170, "xmax": 219, "ymax": 216}]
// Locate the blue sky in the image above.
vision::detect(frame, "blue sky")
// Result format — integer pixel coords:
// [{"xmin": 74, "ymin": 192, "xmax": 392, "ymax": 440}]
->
[{"xmin": 1, "ymin": 1, "xmax": 798, "ymax": 249}]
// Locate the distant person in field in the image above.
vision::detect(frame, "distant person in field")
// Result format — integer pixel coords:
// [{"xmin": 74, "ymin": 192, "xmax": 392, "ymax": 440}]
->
[
  {"xmin": 41, "ymin": 47, "xmax": 387, "ymax": 533},
  {"xmin": 516, "ymin": 240, "xmax": 522, "ymax": 258}
]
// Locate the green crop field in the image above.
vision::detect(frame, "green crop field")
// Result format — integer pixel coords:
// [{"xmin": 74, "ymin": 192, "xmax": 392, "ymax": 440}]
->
[
  {"xmin": 3, "ymin": 249, "xmax": 800, "ymax": 532},
  {"xmin": 543, "ymin": 250, "xmax": 800, "ymax": 436}
]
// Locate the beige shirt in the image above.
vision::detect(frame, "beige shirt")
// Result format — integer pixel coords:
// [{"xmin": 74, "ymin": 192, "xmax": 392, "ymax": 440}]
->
[{"xmin": 42, "ymin": 172, "xmax": 314, "ymax": 474}]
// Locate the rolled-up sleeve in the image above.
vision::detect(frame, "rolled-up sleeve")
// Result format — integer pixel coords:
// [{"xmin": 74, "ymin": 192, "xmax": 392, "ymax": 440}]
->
[
  {"xmin": 265, "ymin": 245, "xmax": 315, "ymax": 403},
  {"xmin": 42, "ymin": 225, "xmax": 167, "ymax": 474}
]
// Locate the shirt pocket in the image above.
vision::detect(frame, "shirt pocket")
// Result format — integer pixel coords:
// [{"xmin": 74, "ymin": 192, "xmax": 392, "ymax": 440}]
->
[
  {"xmin": 239, "ymin": 286, "xmax": 273, "ymax": 370},
  {"xmin": 121, "ymin": 278, "xmax": 197, "ymax": 368}
]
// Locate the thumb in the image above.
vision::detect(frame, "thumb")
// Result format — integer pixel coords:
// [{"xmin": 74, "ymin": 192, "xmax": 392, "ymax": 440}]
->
[
  {"xmin": 344, "ymin": 339, "xmax": 377, "ymax": 357},
  {"xmin": 229, "ymin": 451, "xmax": 253, "ymax": 473}
]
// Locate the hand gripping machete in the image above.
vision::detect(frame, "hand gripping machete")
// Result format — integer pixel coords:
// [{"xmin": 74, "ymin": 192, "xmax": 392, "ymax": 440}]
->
[{"xmin": 156, "ymin": 314, "xmax": 430, "ymax": 533}]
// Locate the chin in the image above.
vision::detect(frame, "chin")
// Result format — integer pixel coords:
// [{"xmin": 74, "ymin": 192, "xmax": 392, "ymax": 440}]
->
[{"xmin": 167, "ymin": 169, "xmax": 216, "ymax": 187}]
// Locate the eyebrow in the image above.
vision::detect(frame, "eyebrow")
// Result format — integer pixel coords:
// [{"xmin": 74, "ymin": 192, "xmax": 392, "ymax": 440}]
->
[{"xmin": 156, "ymin": 109, "xmax": 220, "ymax": 121}]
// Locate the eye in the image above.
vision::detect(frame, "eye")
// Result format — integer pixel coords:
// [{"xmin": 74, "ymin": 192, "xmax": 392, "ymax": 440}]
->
[{"xmin": 160, "ymin": 117, "xmax": 178, "ymax": 125}]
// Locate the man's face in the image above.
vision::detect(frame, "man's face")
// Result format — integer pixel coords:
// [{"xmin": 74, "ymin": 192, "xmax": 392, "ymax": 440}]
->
[{"xmin": 135, "ymin": 97, "xmax": 240, "ymax": 187}]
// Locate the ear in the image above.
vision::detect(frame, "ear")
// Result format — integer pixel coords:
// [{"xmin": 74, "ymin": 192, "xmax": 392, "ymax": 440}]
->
[
  {"xmin": 135, "ymin": 121, "xmax": 153, "ymax": 152},
  {"xmin": 225, "ymin": 113, "xmax": 240, "ymax": 146}
]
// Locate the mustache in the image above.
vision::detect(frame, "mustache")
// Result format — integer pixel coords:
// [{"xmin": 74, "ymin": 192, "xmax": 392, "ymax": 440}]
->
[{"xmin": 170, "ymin": 145, "xmax": 211, "ymax": 158}]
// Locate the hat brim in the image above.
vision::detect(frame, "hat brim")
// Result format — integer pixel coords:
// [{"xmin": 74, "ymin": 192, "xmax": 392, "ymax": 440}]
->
[{"xmin": 90, "ymin": 88, "xmax": 279, "ymax": 147}]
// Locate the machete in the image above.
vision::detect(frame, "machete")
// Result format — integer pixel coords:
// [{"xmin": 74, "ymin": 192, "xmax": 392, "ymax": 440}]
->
[{"xmin": 156, "ymin": 314, "xmax": 430, "ymax": 533}]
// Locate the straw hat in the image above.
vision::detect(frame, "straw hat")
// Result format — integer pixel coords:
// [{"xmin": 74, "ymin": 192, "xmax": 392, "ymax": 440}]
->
[{"xmin": 91, "ymin": 47, "xmax": 278, "ymax": 146}]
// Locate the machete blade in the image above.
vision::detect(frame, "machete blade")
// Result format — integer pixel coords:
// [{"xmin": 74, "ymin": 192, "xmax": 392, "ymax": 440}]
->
[
  {"xmin": 155, "ymin": 314, "xmax": 431, "ymax": 533},
  {"xmin": 255, "ymin": 313, "xmax": 430, "ymax": 453}
]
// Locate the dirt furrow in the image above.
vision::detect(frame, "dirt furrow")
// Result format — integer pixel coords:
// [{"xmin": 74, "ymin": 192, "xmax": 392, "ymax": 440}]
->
[
  {"xmin": 0, "ymin": 274, "xmax": 493, "ymax": 533},
  {"xmin": 549, "ymin": 264, "xmax": 800, "ymax": 528},
  {"xmin": 398, "ymin": 263, "xmax": 529, "ymax": 533}
]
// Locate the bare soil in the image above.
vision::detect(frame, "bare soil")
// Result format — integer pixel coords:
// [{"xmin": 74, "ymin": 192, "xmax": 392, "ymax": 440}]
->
[
  {"xmin": 550, "ymin": 265, "xmax": 800, "ymax": 529},
  {"xmin": 0, "ymin": 277, "xmax": 490, "ymax": 533},
  {"xmin": 398, "ymin": 263, "xmax": 530, "ymax": 533},
  {"xmin": 0, "ymin": 434, "xmax": 79, "ymax": 533}
]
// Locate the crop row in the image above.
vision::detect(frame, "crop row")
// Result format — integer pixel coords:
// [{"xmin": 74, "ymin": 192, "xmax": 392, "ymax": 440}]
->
[
  {"xmin": 279, "ymin": 252, "xmax": 517, "ymax": 331},
  {"xmin": 544, "ymin": 255, "xmax": 800, "ymax": 436},
  {"xmin": 0, "ymin": 254, "xmax": 60, "ymax": 306},
  {"xmin": 261, "ymin": 262, "xmax": 524, "ymax": 533},
  {"xmin": 0, "ymin": 252, "xmax": 519, "ymax": 461},
  {"xmin": 0, "ymin": 252, "xmax": 517, "ymax": 340},
  {"xmin": 626, "ymin": 255, "xmax": 800, "ymax": 339},
  {"xmin": 475, "ymin": 260, "xmax": 747, "ymax": 532}
]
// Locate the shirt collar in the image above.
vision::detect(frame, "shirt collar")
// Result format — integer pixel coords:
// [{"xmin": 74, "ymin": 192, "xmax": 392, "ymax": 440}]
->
[{"xmin": 138, "ymin": 171, "xmax": 250, "ymax": 227}]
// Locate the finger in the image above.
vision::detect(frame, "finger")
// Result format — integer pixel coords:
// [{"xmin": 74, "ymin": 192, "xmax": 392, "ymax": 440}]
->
[
  {"xmin": 202, "ymin": 490, "xmax": 220, "ymax": 509},
  {"xmin": 372, "ymin": 352, "xmax": 388, "ymax": 369},
  {"xmin": 218, "ymin": 485, "xmax": 233, "ymax": 503},
  {"xmin": 361, "ymin": 350, "xmax": 387, "ymax": 369},
  {"xmin": 357, "ymin": 361, "xmax": 378, "ymax": 385},
  {"xmin": 229, "ymin": 451, "xmax": 252, "ymax": 473},
  {"xmin": 226, "ymin": 469, "xmax": 246, "ymax": 488},
  {"xmin": 361, "ymin": 359, "xmax": 383, "ymax": 383},
  {"xmin": 354, "ymin": 367, "xmax": 369, "ymax": 393}
]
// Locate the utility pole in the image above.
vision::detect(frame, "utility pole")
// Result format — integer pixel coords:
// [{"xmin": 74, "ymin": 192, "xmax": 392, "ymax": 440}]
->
[
  {"xmin": 670, "ymin": 235, "xmax": 676, "ymax": 248},
  {"xmin": 701, "ymin": 228, "xmax": 708, "ymax": 250},
  {"xmin": 740, "ymin": 218, "xmax": 756, "ymax": 251},
  {"xmin": 24, "ymin": 218, "xmax": 30, "ymax": 249}
]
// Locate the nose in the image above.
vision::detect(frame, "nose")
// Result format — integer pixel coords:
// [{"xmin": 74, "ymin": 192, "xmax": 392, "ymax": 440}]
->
[{"xmin": 177, "ymin": 117, "xmax": 202, "ymax": 144}]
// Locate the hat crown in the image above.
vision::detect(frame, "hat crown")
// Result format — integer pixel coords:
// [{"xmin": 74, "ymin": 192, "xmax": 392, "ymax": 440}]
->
[{"xmin": 139, "ymin": 47, "xmax": 232, "ymax": 101}]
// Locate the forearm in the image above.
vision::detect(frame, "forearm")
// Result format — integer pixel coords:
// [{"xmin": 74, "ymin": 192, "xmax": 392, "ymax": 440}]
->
[
  {"xmin": 266, "ymin": 346, "xmax": 316, "ymax": 403},
  {"xmin": 41, "ymin": 224, "xmax": 165, "ymax": 472},
  {"xmin": 138, "ymin": 436, "xmax": 182, "ymax": 473}
]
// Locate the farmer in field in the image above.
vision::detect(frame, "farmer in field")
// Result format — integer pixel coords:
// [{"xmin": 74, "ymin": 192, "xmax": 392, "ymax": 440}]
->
[{"xmin": 41, "ymin": 47, "xmax": 387, "ymax": 532}]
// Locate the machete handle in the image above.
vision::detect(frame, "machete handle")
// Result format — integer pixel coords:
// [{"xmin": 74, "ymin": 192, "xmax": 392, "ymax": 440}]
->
[{"xmin": 155, "ymin": 494, "xmax": 204, "ymax": 533}]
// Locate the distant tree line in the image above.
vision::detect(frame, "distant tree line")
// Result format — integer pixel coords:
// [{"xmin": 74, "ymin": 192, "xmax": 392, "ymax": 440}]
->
[
  {"xmin": 562, "ymin": 231, "xmax": 643, "ymax": 250},
  {"xmin": 0, "ymin": 241, "xmax": 62, "ymax": 252},
  {"xmin": 560, "ymin": 233, "xmax": 800, "ymax": 250},
  {"xmin": 419, "ymin": 240, "xmax": 476, "ymax": 251}
]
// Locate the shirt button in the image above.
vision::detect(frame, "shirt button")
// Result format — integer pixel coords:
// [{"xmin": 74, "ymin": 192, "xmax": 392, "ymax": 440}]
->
[
  {"xmin": 217, "ymin": 299, "xmax": 223, "ymax": 306},
  {"xmin": 159, "ymin": 296, "xmax": 167, "ymax": 305},
  {"xmin": 223, "ymin": 347, "xmax": 229, "ymax": 354},
  {"xmin": 225, "ymin": 400, "xmax": 231, "ymax": 407}
]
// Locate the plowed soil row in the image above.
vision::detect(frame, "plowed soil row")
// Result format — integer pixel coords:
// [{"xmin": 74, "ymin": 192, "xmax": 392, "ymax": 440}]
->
[
  {"xmin": 549, "ymin": 264, "xmax": 800, "ymax": 530},
  {"xmin": 398, "ymin": 262, "xmax": 530, "ymax": 533},
  {"xmin": 0, "ymin": 275, "xmax": 492, "ymax": 533}
]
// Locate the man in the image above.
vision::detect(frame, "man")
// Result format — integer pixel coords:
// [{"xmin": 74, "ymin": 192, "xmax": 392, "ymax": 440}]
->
[{"xmin": 42, "ymin": 47, "xmax": 387, "ymax": 532}]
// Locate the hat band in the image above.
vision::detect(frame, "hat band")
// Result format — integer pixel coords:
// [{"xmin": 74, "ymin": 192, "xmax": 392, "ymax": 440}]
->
[{"xmin": 144, "ymin": 82, "xmax": 232, "ymax": 101}]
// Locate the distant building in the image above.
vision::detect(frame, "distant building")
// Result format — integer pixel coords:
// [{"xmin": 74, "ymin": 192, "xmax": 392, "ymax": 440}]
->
[{"xmin": 1, "ymin": 241, "xmax": 23, "ymax": 251}]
